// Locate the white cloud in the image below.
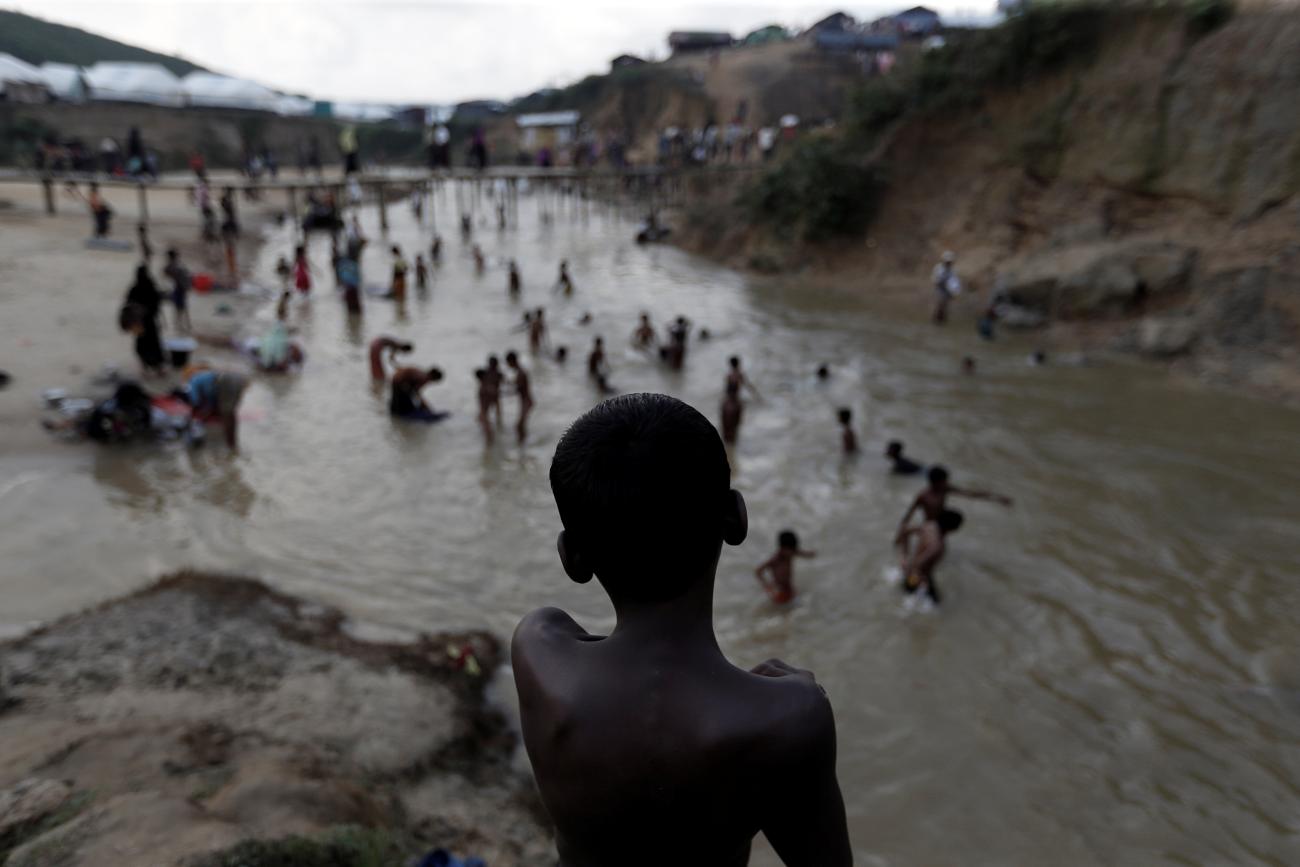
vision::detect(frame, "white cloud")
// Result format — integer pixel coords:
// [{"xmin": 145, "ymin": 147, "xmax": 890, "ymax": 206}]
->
[{"xmin": 18, "ymin": 1, "xmax": 996, "ymax": 103}]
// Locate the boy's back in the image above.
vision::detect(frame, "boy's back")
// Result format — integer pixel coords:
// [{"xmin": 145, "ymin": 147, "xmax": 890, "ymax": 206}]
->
[
  {"xmin": 514, "ymin": 609, "xmax": 842, "ymax": 866},
  {"xmin": 515, "ymin": 394, "xmax": 851, "ymax": 867}
]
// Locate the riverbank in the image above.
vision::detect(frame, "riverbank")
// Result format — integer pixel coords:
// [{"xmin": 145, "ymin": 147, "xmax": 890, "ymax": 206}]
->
[
  {"xmin": 675, "ymin": 4, "xmax": 1300, "ymax": 405},
  {"xmin": 0, "ymin": 180, "xmax": 282, "ymax": 456},
  {"xmin": 0, "ymin": 572, "xmax": 552, "ymax": 866}
]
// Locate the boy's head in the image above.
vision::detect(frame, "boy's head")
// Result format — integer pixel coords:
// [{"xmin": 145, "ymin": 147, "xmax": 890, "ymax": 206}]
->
[
  {"xmin": 426, "ymin": 367, "xmax": 444, "ymax": 383},
  {"xmin": 778, "ymin": 530, "xmax": 798, "ymax": 551},
  {"xmin": 817, "ymin": 364, "xmax": 830, "ymax": 380},
  {"xmin": 295, "ymin": 245, "xmax": 305, "ymax": 257},
  {"xmin": 729, "ymin": 356, "xmax": 740, "ymax": 370},
  {"xmin": 837, "ymin": 407, "xmax": 851, "ymax": 425},
  {"xmin": 937, "ymin": 508, "xmax": 964, "ymax": 534},
  {"xmin": 398, "ymin": 342, "xmax": 414, "ymax": 353},
  {"xmin": 556, "ymin": 346, "xmax": 568, "ymax": 361},
  {"xmin": 487, "ymin": 354, "xmax": 499, "ymax": 369},
  {"xmin": 391, "ymin": 245, "xmax": 401, "ymax": 256},
  {"xmin": 928, "ymin": 465, "xmax": 950, "ymax": 489},
  {"xmin": 506, "ymin": 351, "xmax": 520, "ymax": 367},
  {"xmin": 594, "ymin": 336, "xmax": 604, "ymax": 348},
  {"xmin": 886, "ymin": 440, "xmax": 904, "ymax": 458},
  {"xmin": 550, "ymin": 394, "xmax": 747, "ymax": 602},
  {"xmin": 166, "ymin": 247, "xmax": 178, "ymax": 261}
]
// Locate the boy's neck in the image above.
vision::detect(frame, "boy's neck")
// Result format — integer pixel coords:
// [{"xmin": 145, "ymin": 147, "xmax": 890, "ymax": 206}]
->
[{"xmin": 607, "ymin": 574, "xmax": 722, "ymax": 654}]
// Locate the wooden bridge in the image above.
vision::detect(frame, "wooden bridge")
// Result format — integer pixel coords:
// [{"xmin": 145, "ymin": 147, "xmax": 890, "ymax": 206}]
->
[{"xmin": 0, "ymin": 164, "xmax": 762, "ymax": 233}]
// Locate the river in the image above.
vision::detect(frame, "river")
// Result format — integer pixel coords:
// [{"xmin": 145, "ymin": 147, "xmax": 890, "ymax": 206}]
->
[{"xmin": 3, "ymin": 187, "xmax": 1298, "ymax": 866}]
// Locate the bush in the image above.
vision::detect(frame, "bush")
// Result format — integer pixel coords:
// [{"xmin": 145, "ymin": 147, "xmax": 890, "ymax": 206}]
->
[{"xmin": 744, "ymin": 137, "xmax": 885, "ymax": 242}]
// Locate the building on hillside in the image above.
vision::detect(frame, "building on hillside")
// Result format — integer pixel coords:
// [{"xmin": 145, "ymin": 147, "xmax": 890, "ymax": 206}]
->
[
  {"xmin": 517, "ymin": 110, "xmax": 580, "ymax": 157},
  {"xmin": 667, "ymin": 31, "xmax": 733, "ymax": 54},
  {"xmin": 84, "ymin": 62, "xmax": 184, "ymax": 107},
  {"xmin": 454, "ymin": 100, "xmax": 508, "ymax": 123},
  {"xmin": 894, "ymin": 6, "xmax": 943, "ymax": 36},
  {"xmin": 743, "ymin": 24, "xmax": 791, "ymax": 46},
  {"xmin": 39, "ymin": 62, "xmax": 87, "ymax": 103},
  {"xmin": 611, "ymin": 54, "xmax": 648, "ymax": 71},
  {"xmin": 811, "ymin": 11, "xmax": 856, "ymax": 33},
  {"xmin": 182, "ymin": 72, "xmax": 278, "ymax": 111},
  {"xmin": 0, "ymin": 53, "xmax": 50, "ymax": 103},
  {"xmin": 814, "ymin": 31, "xmax": 900, "ymax": 54}
]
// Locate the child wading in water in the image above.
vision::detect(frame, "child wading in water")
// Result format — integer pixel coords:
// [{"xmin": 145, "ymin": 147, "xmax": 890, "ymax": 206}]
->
[
  {"xmin": 898, "ymin": 508, "xmax": 963, "ymax": 605},
  {"xmin": 292, "ymin": 245, "xmax": 312, "ymax": 295},
  {"xmin": 415, "ymin": 253, "xmax": 428, "ymax": 291},
  {"xmin": 512, "ymin": 394, "xmax": 850, "ymax": 867},
  {"xmin": 837, "ymin": 407, "xmax": 857, "ymax": 454},
  {"xmin": 755, "ymin": 530, "xmax": 817, "ymax": 605},
  {"xmin": 390, "ymin": 245, "xmax": 409, "ymax": 302}
]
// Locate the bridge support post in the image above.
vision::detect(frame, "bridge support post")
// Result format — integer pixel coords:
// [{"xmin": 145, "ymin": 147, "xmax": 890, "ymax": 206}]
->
[
  {"xmin": 136, "ymin": 183, "xmax": 149, "ymax": 228},
  {"xmin": 378, "ymin": 182, "xmax": 388, "ymax": 231},
  {"xmin": 42, "ymin": 175, "xmax": 55, "ymax": 215}
]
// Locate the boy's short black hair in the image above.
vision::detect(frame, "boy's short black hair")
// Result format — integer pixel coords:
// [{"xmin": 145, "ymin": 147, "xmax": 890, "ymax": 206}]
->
[
  {"xmin": 837, "ymin": 407, "xmax": 851, "ymax": 424},
  {"xmin": 729, "ymin": 356, "xmax": 740, "ymax": 367},
  {"xmin": 427, "ymin": 367, "xmax": 443, "ymax": 381},
  {"xmin": 506, "ymin": 351, "xmax": 519, "ymax": 365},
  {"xmin": 938, "ymin": 509, "xmax": 964, "ymax": 534},
  {"xmin": 886, "ymin": 440, "xmax": 903, "ymax": 456},
  {"xmin": 928, "ymin": 465, "xmax": 949, "ymax": 486},
  {"xmin": 778, "ymin": 530, "xmax": 798, "ymax": 550},
  {"xmin": 551, "ymin": 394, "xmax": 731, "ymax": 602}
]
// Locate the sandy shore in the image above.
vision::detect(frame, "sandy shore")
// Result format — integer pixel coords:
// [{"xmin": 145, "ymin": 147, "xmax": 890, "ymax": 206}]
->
[
  {"xmin": 0, "ymin": 180, "xmax": 281, "ymax": 456},
  {"xmin": 0, "ymin": 572, "xmax": 552, "ymax": 866}
]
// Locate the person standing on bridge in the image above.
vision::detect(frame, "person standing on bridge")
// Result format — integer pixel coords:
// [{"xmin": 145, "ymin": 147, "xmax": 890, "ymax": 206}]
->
[
  {"xmin": 468, "ymin": 128, "xmax": 488, "ymax": 171},
  {"xmin": 340, "ymin": 125, "xmax": 360, "ymax": 176}
]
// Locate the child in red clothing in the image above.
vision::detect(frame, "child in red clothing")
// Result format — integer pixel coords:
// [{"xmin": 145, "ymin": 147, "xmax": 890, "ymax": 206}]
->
[{"xmin": 293, "ymin": 245, "xmax": 312, "ymax": 295}]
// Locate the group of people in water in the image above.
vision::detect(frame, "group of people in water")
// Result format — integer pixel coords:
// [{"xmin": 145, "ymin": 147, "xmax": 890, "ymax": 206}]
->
[{"xmin": 66, "ymin": 178, "xmax": 1017, "ymax": 613}]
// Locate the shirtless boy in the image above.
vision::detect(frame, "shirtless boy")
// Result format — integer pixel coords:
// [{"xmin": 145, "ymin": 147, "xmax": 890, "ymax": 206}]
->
[
  {"xmin": 505, "ymin": 351, "xmax": 534, "ymax": 443},
  {"xmin": 632, "ymin": 312, "xmax": 656, "ymax": 349},
  {"xmin": 513, "ymin": 394, "xmax": 850, "ymax": 867},
  {"xmin": 755, "ymin": 530, "xmax": 817, "ymax": 605},
  {"xmin": 885, "ymin": 440, "xmax": 922, "ymax": 476},
  {"xmin": 897, "ymin": 508, "xmax": 963, "ymax": 605},
  {"xmin": 837, "ymin": 408, "xmax": 858, "ymax": 454},
  {"xmin": 509, "ymin": 260, "xmax": 522, "ymax": 296},
  {"xmin": 894, "ymin": 465, "xmax": 1011, "ymax": 546}
]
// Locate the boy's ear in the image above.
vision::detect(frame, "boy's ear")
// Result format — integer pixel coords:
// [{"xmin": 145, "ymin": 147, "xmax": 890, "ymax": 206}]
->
[
  {"xmin": 557, "ymin": 531, "xmax": 593, "ymax": 584},
  {"xmin": 722, "ymin": 489, "xmax": 748, "ymax": 546}
]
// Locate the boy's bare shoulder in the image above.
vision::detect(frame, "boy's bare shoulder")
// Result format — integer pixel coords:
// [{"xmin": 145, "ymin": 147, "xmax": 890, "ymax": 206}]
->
[
  {"xmin": 512, "ymin": 608, "xmax": 592, "ymax": 667},
  {"xmin": 743, "ymin": 661, "xmax": 837, "ymax": 760}
]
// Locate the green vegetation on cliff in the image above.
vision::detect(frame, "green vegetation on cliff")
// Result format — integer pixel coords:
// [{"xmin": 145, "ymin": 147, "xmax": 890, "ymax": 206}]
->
[
  {"xmin": 735, "ymin": 0, "xmax": 1235, "ymax": 242},
  {"xmin": 0, "ymin": 10, "xmax": 207, "ymax": 76}
]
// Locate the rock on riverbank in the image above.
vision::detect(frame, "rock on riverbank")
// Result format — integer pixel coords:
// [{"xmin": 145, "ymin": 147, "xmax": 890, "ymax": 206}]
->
[{"xmin": 0, "ymin": 573, "xmax": 553, "ymax": 866}]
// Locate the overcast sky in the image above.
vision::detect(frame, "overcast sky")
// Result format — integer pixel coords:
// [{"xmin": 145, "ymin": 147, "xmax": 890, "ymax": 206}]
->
[{"xmin": 17, "ymin": 1, "xmax": 997, "ymax": 104}]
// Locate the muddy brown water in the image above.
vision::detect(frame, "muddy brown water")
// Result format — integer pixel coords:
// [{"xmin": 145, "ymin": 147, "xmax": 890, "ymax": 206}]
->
[{"xmin": 2, "ymin": 189, "xmax": 1298, "ymax": 866}]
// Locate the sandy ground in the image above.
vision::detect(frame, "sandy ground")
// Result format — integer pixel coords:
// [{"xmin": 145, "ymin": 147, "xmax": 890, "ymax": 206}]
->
[
  {"xmin": 0, "ymin": 180, "xmax": 283, "ymax": 456},
  {"xmin": 0, "ymin": 573, "xmax": 552, "ymax": 866}
]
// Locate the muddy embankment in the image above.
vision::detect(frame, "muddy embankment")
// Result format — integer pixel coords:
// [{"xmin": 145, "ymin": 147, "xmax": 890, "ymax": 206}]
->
[
  {"xmin": 678, "ymin": 6, "xmax": 1300, "ymax": 402},
  {"xmin": 0, "ymin": 573, "xmax": 552, "ymax": 867}
]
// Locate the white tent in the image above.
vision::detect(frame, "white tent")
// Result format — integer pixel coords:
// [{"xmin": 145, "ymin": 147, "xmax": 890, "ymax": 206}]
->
[
  {"xmin": 40, "ymin": 62, "xmax": 87, "ymax": 102},
  {"xmin": 182, "ymin": 72, "xmax": 278, "ymax": 111},
  {"xmin": 84, "ymin": 62, "xmax": 184, "ymax": 107},
  {"xmin": 275, "ymin": 94, "xmax": 315, "ymax": 117},
  {"xmin": 0, "ymin": 53, "xmax": 49, "ymax": 101},
  {"xmin": 332, "ymin": 102, "xmax": 395, "ymax": 122}
]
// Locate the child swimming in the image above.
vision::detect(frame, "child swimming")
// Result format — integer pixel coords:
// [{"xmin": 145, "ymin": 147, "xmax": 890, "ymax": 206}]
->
[{"xmin": 755, "ymin": 529, "xmax": 817, "ymax": 605}]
